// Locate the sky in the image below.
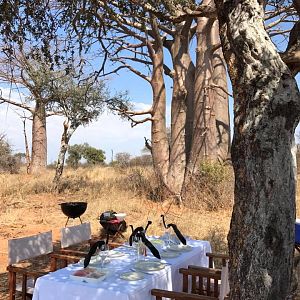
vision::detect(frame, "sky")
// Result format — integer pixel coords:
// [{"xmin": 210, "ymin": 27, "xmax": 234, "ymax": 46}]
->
[
  {"xmin": 0, "ymin": 30, "xmax": 298, "ymax": 164},
  {"xmin": 0, "ymin": 70, "xmax": 157, "ymax": 163},
  {"xmin": 1, "ymin": 66, "xmax": 298, "ymax": 164}
]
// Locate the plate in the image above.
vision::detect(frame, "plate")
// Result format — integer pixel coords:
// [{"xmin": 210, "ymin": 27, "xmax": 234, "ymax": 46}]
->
[
  {"xmin": 134, "ymin": 261, "xmax": 165, "ymax": 272},
  {"xmin": 167, "ymin": 244, "xmax": 193, "ymax": 252},
  {"xmin": 109, "ymin": 250, "xmax": 125, "ymax": 258},
  {"xmin": 70, "ymin": 267, "xmax": 108, "ymax": 283},
  {"xmin": 160, "ymin": 251, "xmax": 181, "ymax": 258},
  {"xmin": 119, "ymin": 271, "xmax": 145, "ymax": 281}
]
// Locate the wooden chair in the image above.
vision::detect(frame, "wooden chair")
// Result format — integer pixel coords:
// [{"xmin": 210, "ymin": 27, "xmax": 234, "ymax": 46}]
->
[
  {"xmin": 7, "ymin": 231, "xmax": 84, "ymax": 300},
  {"xmin": 187, "ymin": 252, "xmax": 230, "ymax": 299},
  {"xmin": 180, "ymin": 267, "xmax": 222, "ymax": 298},
  {"xmin": 7, "ymin": 231, "xmax": 48, "ymax": 299},
  {"xmin": 151, "ymin": 253, "xmax": 229, "ymax": 300},
  {"xmin": 51, "ymin": 222, "xmax": 123, "ymax": 268},
  {"xmin": 7, "ymin": 231, "xmax": 54, "ymax": 300},
  {"xmin": 151, "ymin": 289, "xmax": 216, "ymax": 300},
  {"xmin": 206, "ymin": 252, "xmax": 229, "ymax": 269}
]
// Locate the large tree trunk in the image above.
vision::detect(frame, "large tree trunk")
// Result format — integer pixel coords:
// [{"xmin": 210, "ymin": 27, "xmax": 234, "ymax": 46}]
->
[
  {"xmin": 29, "ymin": 101, "xmax": 47, "ymax": 174},
  {"xmin": 53, "ymin": 120, "xmax": 77, "ymax": 189},
  {"xmin": 216, "ymin": 0, "xmax": 300, "ymax": 298},
  {"xmin": 211, "ymin": 19, "xmax": 231, "ymax": 162},
  {"xmin": 193, "ymin": 13, "xmax": 217, "ymax": 163},
  {"xmin": 22, "ymin": 118, "xmax": 31, "ymax": 174},
  {"xmin": 150, "ymin": 46, "xmax": 170, "ymax": 189},
  {"xmin": 167, "ymin": 20, "xmax": 194, "ymax": 201}
]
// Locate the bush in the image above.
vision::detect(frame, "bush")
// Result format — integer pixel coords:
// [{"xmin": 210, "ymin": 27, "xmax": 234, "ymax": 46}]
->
[
  {"xmin": 115, "ymin": 167, "xmax": 165, "ymax": 201},
  {"xmin": 185, "ymin": 161, "xmax": 233, "ymax": 211},
  {"xmin": 0, "ymin": 135, "xmax": 20, "ymax": 174}
]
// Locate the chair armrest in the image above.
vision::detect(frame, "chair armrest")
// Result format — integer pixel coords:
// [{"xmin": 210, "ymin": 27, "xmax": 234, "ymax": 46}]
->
[
  {"xmin": 50, "ymin": 253, "xmax": 81, "ymax": 271},
  {"xmin": 179, "ymin": 267, "xmax": 221, "ymax": 279},
  {"xmin": 206, "ymin": 252, "xmax": 229, "ymax": 268},
  {"xmin": 50, "ymin": 253, "xmax": 82, "ymax": 261},
  {"xmin": 56, "ymin": 249, "xmax": 87, "ymax": 256},
  {"xmin": 7, "ymin": 265, "xmax": 48, "ymax": 277},
  {"xmin": 188, "ymin": 265, "xmax": 222, "ymax": 273},
  {"xmin": 151, "ymin": 289, "xmax": 216, "ymax": 299},
  {"xmin": 206, "ymin": 253, "xmax": 229, "ymax": 260}
]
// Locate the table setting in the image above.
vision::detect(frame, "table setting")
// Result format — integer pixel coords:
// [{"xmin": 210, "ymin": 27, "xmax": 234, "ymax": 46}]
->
[{"xmin": 32, "ymin": 217, "xmax": 212, "ymax": 300}]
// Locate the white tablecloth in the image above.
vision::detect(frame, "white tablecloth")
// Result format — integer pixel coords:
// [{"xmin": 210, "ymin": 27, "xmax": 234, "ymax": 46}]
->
[{"xmin": 33, "ymin": 239, "xmax": 211, "ymax": 300}]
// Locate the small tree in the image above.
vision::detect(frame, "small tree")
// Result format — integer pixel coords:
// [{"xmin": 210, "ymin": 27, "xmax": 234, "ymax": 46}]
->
[
  {"xmin": 115, "ymin": 152, "xmax": 131, "ymax": 168},
  {"xmin": 66, "ymin": 143, "xmax": 105, "ymax": 168},
  {"xmin": 66, "ymin": 144, "xmax": 84, "ymax": 169},
  {"xmin": 0, "ymin": 134, "xmax": 20, "ymax": 174},
  {"xmin": 82, "ymin": 145, "xmax": 105, "ymax": 165}
]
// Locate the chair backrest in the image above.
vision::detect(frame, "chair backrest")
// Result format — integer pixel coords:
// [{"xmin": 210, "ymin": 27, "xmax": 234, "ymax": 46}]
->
[
  {"xmin": 60, "ymin": 222, "xmax": 91, "ymax": 248},
  {"xmin": 180, "ymin": 267, "xmax": 221, "ymax": 298},
  {"xmin": 8, "ymin": 231, "xmax": 53, "ymax": 265}
]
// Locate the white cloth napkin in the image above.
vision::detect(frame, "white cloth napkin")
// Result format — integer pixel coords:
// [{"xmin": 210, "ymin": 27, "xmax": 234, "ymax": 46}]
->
[{"xmin": 219, "ymin": 261, "xmax": 230, "ymax": 300}]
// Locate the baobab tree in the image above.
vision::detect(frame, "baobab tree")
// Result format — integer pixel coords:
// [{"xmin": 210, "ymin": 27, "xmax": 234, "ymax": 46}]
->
[
  {"xmin": 214, "ymin": 0, "xmax": 300, "ymax": 298},
  {"xmin": 58, "ymin": 0, "xmax": 231, "ymax": 202}
]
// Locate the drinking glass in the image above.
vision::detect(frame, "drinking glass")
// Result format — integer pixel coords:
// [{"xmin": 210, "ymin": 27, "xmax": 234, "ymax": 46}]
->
[
  {"xmin": 133, "ymin": 237, "xmax": 142, "ymax": 261},
  {"xmin": 163, "ymin": 227, "xmax": 172, "ymax": 248},
  {"xmin": 98, "ymin": 244, "xmax": 109, "ymax": 269}
]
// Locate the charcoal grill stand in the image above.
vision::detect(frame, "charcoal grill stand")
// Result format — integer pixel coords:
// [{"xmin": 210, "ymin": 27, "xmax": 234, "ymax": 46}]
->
[
  {"xmin": 65, "ymin": 216, "xmax": 83, "ymax": 227},
  {"xmin": 101, "ymin": 219, "xmax": 126, "ymax": 242}
]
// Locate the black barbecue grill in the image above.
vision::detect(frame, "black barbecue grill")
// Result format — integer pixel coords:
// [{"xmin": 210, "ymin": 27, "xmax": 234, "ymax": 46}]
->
[
  {"xmin": 99, "ymin": 211, "xmax": 127, "ymax": 238},
  {"xmin": 60, "ymin": 202, "xmax": 87, "ymax": 226}
]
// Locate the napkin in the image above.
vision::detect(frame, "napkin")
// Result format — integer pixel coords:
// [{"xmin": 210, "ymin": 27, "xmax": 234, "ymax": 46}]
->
[
  {"xmin": 129, "ymin": 226, "xmax": 144, "ymax": 246},
  {"xmin": 138, "ymin": 231, "xmax": 161, "ymax": 259},
  {"xmin": 144, "ymin": 220, "xmax": 152, "ymax": 232},
  {"xmin": 160, "ymin": 214, "xmax": 186, "ymax": 245},
  {"xmin": 167, "ymin": 224, "xmax": 186, "ymax": 245},
  {"xmin": 128, "ymin": 224, "xmax": 160, "ymax": 259},
  {"xmin": 84, "ymin": 240, "xmax": 105, "ymax": 268}
]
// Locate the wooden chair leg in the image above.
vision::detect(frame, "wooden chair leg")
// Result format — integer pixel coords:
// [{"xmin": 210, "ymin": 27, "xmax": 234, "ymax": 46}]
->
[
  {"xmin": 22, "ymin": 273, "xmax": 27, "ymax": 300},
  {"xmin": 8, "ymin": 270, "xmax": 16, "ymax": 300}
]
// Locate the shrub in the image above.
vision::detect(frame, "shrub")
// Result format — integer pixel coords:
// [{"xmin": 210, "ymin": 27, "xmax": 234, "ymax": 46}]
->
[
  {"xmin": 0, "ymin": 135, "xmax": 20, "ymax": 174},
  {"xmin": 185, "ymin": 161, "xmax": 233, "ymax": 211},
  {"xmin": 114, "ymin": 167, "xmax": 164, "ymax": 201}
]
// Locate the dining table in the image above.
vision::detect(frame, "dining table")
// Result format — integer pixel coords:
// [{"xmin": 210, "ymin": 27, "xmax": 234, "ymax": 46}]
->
[{"xmin": 32, "ymin": 238, "xmax": 211, "ymax": 300}]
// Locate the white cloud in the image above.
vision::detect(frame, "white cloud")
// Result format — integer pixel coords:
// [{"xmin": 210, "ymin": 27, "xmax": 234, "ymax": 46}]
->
[{"xmin": 0, "ymin": 97, "xmax": 152, "ymax": 163}]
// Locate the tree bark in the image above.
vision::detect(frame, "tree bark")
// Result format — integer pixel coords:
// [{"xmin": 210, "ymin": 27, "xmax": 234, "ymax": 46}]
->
[
  {"xmin": 167, "ymin": 20, "xmax": 194, "ymax": 201},
  {"xmin": 186, "ymin": 1, "xmax": 217, "ymax": 177},
  {"xmin": 215, "ymin": 0, "xmax": 300, "ymax": 298},
  {"xmin": 150, "ymin": 47, "xmax": 170, "ymax": 189},
  {"xmin": 22, "ymin": 118, "xmax": 31, "ymax": 174},
  {"xmin": 53, "ymin": 120, "xmax": 77, "ymax": 189},
  {"xmin": 29, "ymin": 100, "xmax": 47, "ymax": 174},
  {"xmin": 211, "ymin": 19, "xmax": 231, "ymax": 162}
]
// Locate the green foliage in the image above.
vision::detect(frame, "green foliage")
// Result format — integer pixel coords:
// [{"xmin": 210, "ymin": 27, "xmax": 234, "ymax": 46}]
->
[
  {"xmin": 82, "ymin": 145, "xmax": 105, "ymax": 165},
  {"xmin": 66, "ymin": 144, "xmax": 84, "ymax": 168},
  {"xmin": 198, "ymin": 161, "xmax": 228, "ymax": 184},
  {"xmin": 67, "ymin": 143, "xmax": 105, "ymax": 168}
]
